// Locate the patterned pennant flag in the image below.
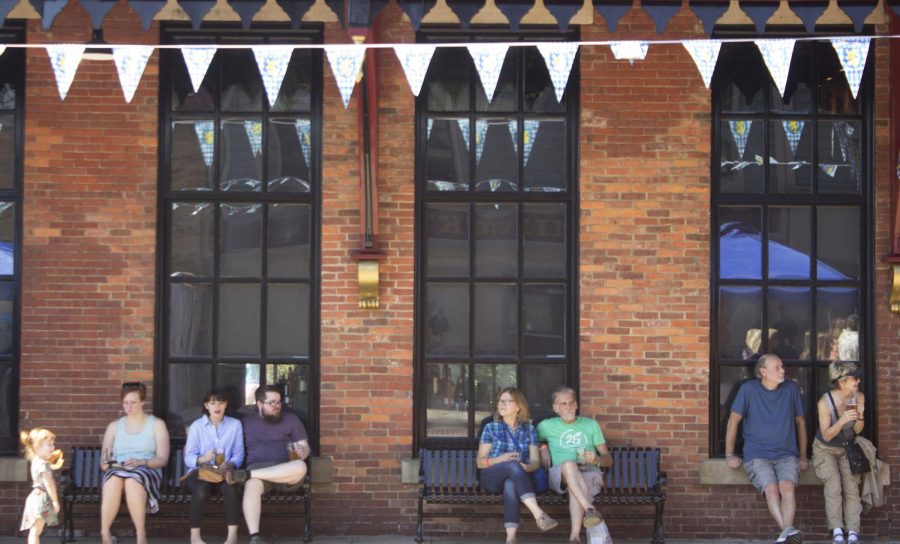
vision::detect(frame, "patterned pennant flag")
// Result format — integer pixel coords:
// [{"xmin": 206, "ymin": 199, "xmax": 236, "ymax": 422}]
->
[
  {"xmin": 536, "ymin": 43, "xmax": 579, "ymax": 102},
  {"xmin": 294, "ymin": 119, "xmax": 311, "ymax": 167},
  {"xmin": 820, "ymin": 164, "xmax": 838, "ymax": 178},
  {"xmin": 193, "ymin": 121, "xmax": 215, "ymax": 167},
  {"xmin": 523, "ymin": 120, "xmax": 540, "ymax": 166},
  {"xmin": 46, "ymin": 45, "xmax": 85, "ymax": 100},
  {"xmin": 252, "ymin": 46, "xmax": 294, "ymax": 108},
  {"xmin": 457, "ymin": 119, "xmax": 470, "ymax": 150},
  {"xmin": 182, "ymin": 47, "xmax": 217, "ymax": 94},
  {"xmin": 609, "ymin": 41, "xmax": 649, "ymax": 64},
  {"xmin": 729, "ymin": 120, "xmax": 753, "ymax": 159},
  {"xmin": 0, "ymin": 46, "xmax": 6, "ymax": 57},
  {"xmin": 325, "ymin": 45, "xmax": 366, "ymax": 109},
  {"xmin": 508, "ymin": 120, "xmax": 517, "ymax": 154},
  {"xmin": 755, "ymin": 39, "xmax": 795, "ymax": 97},
  {"xmin": 782, "ymin": 120, "xmax": 805, "ymax": 157},
  {"xmin": 112, "ymin": 46, "xmax": 154, "ymax": 103},
  {"xmin": 683, "ymin": 40, "xmax": 721, "ymax": 89},
  {"xmin": 427, "ymin": 118, "xmax": 434, "ymax": 141},
  {"xmin": 244, "ymin": 120, "xmax": 263, "ymax": 156},
  {"xmin": 394, "ymin": 44, "xmax": 436, "ymax": 97},
  {"xmin": 467, "ymin": 44, "xmax": 509, "ymax": 103},
  {"xmin": 475, "ymin": 120, "xmax": 488, "ymax": 164},
  {"xmin": 830, "ymin": 38, "xmax": 870, "ymax": 100}
]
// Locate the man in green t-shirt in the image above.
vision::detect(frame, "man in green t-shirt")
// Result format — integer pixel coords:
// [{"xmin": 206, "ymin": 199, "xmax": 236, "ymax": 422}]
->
[{"xmin": 538, "ymin": 387, "xmax": 612, "ymax": 544}]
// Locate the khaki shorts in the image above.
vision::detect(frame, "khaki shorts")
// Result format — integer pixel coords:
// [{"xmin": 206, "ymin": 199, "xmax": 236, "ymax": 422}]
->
[
  {"xmin": 247, "ymin": 461, "xmax": 304, "ymax": 494},
  {"xmin": 549, "ymin": 463, "xmax": 604, "ymax": 496}
]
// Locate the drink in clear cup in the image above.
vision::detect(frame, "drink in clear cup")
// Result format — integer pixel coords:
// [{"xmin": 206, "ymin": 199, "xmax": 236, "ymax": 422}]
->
[
  {"xmin": 288, "ymin": 441, "xmax": 301, "ymax": 460},
  {"xmin": 846, "ymin": 392, "xmax": 858, "ymax": 407},
  {"xmin": 214, "ymin": 449, "xmax": 225, "ymax": 466},
  {"xmin": 576, "ymin": 448, "xmax": 586, "ymax": 464}
]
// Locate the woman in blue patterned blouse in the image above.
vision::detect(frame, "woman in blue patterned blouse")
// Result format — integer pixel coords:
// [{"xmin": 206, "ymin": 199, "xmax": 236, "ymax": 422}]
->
[{"xmin": 477, "ymin": 387, "xmax": 558, "ymax": 544}]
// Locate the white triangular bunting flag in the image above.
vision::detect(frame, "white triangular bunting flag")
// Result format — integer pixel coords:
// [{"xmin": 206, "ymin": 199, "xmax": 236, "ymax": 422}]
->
[
  {"xmin": 394, "ymin": 44, "xmax": 436, "ymax": 97},
  {"xmin": 782, "ymin": 120, "xmax": 805, "ymax": 157},
  {"xmin": 475, "ymin": 120, "xmax": 488, "ymax": 164},
  {"xmin": 46, "ymin": 45, "xmax": 85, "ymax": 100},
  {"xmin": 729, "ymin": 120, "xmax": 753, "ymax": 159},
  {"xmin": 194, "ymin": 121, "xmax": 215, "ymax": 167},
  {"xmin": 755, "ymin": 39, "xmax": 795, "ymax": 97},
  {"xmin": 295, "ymin": 119, "xmax": 311, "ymax": 166},
  {"xmin": 536, "ymin": 43, "xmax": 578, "ymax": 102},
  {"xmin": 252, "ymin": 46, "xmax": 294, "ymax": 108},
  {"xmin": 112, "ymin": 46, "xmax": 154, "ymax": 103},
  {"xmin": 325, "ymin": 45, "xmax": 366, "ymax": 109},
  {"xmin": 523, "ymin": 120, "xmax": 539, "ymax": 166},
  {"xmin": 467, "ymin": 44, "xmax": 509, "ymax": 103},
  {"xmin": 830, "ymin": 38, "xmax": 870, "ymax": 100},
  {"xmin": 683, "ymin": 40, "xmax": 721, "ymax": 89},
  {"xmin": 0, "ymin": 46, "xmax": 6, "ymax": 57},
  {"xmin": 609, "ymin": 41, "xmax": 648, "ymax": 64},
  {"xmin": 181, "ymin": 47, "xmax": 217, "ymax": 94}
]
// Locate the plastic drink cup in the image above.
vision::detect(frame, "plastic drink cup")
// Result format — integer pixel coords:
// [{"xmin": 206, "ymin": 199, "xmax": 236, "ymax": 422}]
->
[{"xmin": 215, "ymin": 449, "xmax": 225, "ymax": 466}]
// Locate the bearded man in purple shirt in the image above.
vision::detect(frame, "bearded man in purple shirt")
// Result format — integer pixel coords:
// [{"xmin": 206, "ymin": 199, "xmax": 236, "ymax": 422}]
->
[{"xmin": 225, "ymin": 385, "xmax": 309, "ymax": 544}]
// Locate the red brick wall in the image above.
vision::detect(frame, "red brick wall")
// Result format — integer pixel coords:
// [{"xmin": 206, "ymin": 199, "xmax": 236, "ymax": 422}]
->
[
  {"xmin": 0, "ymin": 2, "xmax": 160, "ymax": 531},
  {"xmin": 1, "ymin": 0, "xmax": 897, "ymax": 540}
]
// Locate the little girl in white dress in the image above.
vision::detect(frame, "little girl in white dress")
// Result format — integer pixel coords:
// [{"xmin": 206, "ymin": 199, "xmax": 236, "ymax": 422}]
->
[{"xmin": 20, "ymin": 428, "xmax": 64, "ymax": 544}]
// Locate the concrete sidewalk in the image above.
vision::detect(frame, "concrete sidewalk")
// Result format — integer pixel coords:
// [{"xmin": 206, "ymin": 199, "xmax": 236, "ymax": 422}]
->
[{"xmin": 0, "ymin": 537, "xmax": 873, "ymax": 543}]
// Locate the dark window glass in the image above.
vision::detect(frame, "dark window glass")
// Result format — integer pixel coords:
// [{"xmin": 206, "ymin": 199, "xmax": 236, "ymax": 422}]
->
[
  {"xmin": 711, "ymin": 41, "xmax": 869, "ymax": 457},
  {"xmin": 418, "ymin": 37, "xmax": 576, "ymax": 445},
  {"xmin": 160, "ymin": 30, "xmax": 320, "ymax": 442},
  {"xmin": 0, "ymin": 38, "xmax": 23, "ymax": 454}
]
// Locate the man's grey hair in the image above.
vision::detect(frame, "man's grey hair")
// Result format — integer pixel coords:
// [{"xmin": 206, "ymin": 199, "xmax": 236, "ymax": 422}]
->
[
  {"xmin": 754, "ymin": 353, "xmax": 778, "ymax": 378},
  {"xmin": 551, "ymin": 386, "xmax": 577, "ymax": 404}
]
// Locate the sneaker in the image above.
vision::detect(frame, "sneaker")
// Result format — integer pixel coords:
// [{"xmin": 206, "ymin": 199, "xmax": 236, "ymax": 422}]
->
[
  {"xmin": 248, "ymin": 535, "xmax": 268, "ymax": 544},
  {"xmin": 847, "ymin": 531, "xmax": 859, "ymax": 544},
  {"xmin": 583, "ymin": 508, "xmax": 603, "ymax": 528},
  {"xmin": 224, "ymin": 468, "xmax": 248, "ymax": 485},
  {"xmin": 833, "ymin": 528, "xmax": 845, "ymax": 544},
  {"xmin": 536, "ymin": 512, "xmax": 559, "ymax": 531},
  {"xmin": 785, "ymin": 528, "xmax": 803, "ymax": 544}
]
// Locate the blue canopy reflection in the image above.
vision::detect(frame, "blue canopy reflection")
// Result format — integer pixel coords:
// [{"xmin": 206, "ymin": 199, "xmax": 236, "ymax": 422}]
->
[{"xmin": 719, "ymin": 222, "xmax": 850, "ymax": 281}]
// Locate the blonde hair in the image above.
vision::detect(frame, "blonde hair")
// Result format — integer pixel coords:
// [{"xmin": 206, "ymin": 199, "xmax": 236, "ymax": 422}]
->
[{"xmin": 20, "ymin": 428, "xmax": 60, "ymax": 468}]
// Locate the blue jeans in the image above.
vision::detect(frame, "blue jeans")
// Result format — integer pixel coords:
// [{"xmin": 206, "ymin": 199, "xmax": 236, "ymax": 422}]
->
[{"xmin": 479, "ymin": 461, "xmax": 536, "ymax": 528}]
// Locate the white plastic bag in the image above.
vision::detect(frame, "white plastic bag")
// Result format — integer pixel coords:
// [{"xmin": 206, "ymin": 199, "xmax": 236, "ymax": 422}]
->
[{"xmin": 587, "ymin": 522, "xmax": 613, "ymax": 544}]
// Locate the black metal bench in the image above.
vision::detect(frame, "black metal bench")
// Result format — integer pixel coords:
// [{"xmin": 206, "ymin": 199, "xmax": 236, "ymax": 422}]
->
[
  {"xmin": 60, "ymin": 446, "xmax": 312, "ymax": 543},
  {"xmin": 416, "ymin": 446, "xmax": 666, "ymax": 543}
]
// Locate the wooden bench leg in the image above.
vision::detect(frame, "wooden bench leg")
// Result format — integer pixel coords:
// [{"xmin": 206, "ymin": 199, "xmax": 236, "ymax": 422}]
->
[
  {"xmin": 415, "ymin": 494, "xmax": 424, "ymax": 544},
  {"xmin": 653, "ymin": 500, "xmax": 665, "ymax": 544}
]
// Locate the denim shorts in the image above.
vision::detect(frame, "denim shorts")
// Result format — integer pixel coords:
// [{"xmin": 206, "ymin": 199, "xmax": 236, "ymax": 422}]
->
[{"xmin": 743, "ymin": 456, "xmax": 800, "ymax": 494}]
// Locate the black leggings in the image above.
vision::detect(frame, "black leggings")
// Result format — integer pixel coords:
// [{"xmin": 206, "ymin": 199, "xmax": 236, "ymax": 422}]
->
[{"xmin": 187, "ymin": 472, "xmax": 241, "ymax": 528}]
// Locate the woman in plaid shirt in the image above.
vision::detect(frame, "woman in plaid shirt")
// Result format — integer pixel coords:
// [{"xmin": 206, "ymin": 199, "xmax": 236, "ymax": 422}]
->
[{"xmin": 477, "ymin": 387, "xmax": 558, "ymax": 544}]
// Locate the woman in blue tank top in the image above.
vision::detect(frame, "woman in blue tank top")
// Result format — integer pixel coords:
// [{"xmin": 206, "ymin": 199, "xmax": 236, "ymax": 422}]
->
[{"xmin": 99, "ymin": 382, "xmax": 170, "ymax": 544}]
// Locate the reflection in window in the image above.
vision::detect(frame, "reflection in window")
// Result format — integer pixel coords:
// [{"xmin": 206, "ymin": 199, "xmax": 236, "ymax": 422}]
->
[
  {"xmin": 418, "ymin": 40, "xmax": 575, "ymax": 444},
  {"xmin": 711, "ymin": 41, "xmax": 869, "ymax": 456},
  {"xmin": 161, "ymin": 31, "xmax": 320, "ymax": 440},
  {"xmin": 0, "ymin": 40, "xmax": 21, "ymax": 454}
]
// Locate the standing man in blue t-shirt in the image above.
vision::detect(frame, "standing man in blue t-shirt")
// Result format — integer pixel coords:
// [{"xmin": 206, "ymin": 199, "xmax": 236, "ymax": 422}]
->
[{"xmin": 726, "ymin": 353, "xmax": 808, "ymax": 544}]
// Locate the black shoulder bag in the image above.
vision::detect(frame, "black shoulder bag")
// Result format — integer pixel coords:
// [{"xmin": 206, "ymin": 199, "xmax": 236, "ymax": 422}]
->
[{"xmin": 827, "ymin": 392, "xmax": 870, "ymax": 475}]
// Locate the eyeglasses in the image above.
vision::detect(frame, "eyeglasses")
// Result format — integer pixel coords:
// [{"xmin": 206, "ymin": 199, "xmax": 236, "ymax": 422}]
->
[
  {"xmin": 262, "ymin": 400, "xmax": 282, "ymax": 407},
  {"xmin": 497, "ymin": 398, "xmax": 517, "ymax": 405}
]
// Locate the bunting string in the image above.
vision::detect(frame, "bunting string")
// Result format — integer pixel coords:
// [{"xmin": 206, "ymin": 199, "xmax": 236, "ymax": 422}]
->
[{"xmin": 9, "ymin": 33, "xmax": 895, "ymax": 104}]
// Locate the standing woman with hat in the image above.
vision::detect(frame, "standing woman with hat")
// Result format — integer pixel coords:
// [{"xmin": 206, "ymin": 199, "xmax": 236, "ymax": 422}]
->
[{"xmin": 812, "ymin": 362, "xmax": 865, "ymax": 544}]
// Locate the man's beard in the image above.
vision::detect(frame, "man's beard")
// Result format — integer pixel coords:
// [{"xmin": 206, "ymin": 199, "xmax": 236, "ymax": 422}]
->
[{"xmin": 262, "ymin": 411, "xmax": 282, "ymax": 423}]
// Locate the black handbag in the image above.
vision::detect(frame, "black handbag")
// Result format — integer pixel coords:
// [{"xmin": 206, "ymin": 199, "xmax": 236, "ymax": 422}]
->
[
  {"xmin": 843, "ymin": 441, "xmax": 870, "ymax": 475},
  {"xmin": 827, "ymin": 392, "xmax": 870, "ymax": 475}
]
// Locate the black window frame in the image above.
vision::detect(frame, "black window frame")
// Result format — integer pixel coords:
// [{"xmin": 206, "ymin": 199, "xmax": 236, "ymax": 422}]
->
[
  {"xmin": 0, "ymin": 25, "xmax": 25, "ymax": 456},
  {"xmin": 709, "ymin": 36, "xmax": 875, "ymax": 457},
  {"xmin": 156, "ymin": 25, "xmax": 323, "ymax": 448},
  {"xmin": 414, "ymin": 29, "xmax": 581, "ymax": 450}
]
